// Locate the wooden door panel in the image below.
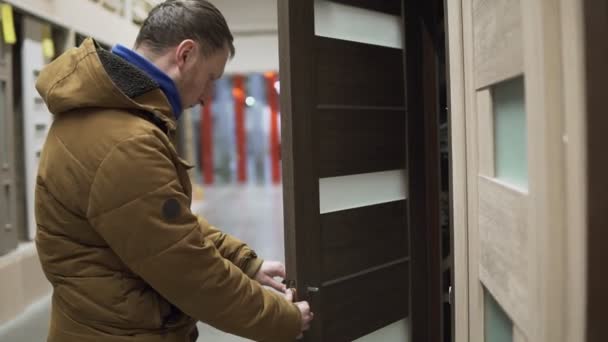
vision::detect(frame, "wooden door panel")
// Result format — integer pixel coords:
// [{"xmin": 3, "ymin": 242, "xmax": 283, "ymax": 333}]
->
[
  {"xmin": 472, "ymin": 0, "xmax": 523, "ymax": 88},
  {"xmin": 329, "ymin": 0, "xmax": 402, "ymax": 16},
  {"xmin": 322, "ymin": 262, "xmax": 409, "ymax": 341},
  {"xmin": 585, "ymin": 1, "xmax": 608, "ymax": 341},
  {"xmin": 317, "ymin": 108, "xmax": 406, "ymax": 177},
  {"xmin": 478, "ymin": 177, "xmax": 529, "ymax": 331},
  {"xmin": 320, "ymin": 200, "xmax": 408, "ymax": 281},
  {"xmin": 315, "ymin": 37, "xmax": 405, "ymax": 107}
]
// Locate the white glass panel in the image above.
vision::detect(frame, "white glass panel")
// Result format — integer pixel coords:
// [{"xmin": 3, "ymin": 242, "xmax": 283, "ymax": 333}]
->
[
  {"xmin": 314, "ymin": 0, "xmax": 403, "ymax": 49},
  {"xmin": 319, "ymin": 170, "xmax": 407, "ymax": 214},
  {"xmin": 354, "ymin": 318, "xmax": 409, "ymax": 342}
]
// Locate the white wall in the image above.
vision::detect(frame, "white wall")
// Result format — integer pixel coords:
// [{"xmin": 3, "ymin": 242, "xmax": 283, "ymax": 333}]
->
[
  {"xmin": 212, "ymin": 0, "xmax": 278, "ymax": 33},
  {"xmin": 210, "ymin": 0, "xmax": 280, "ymax": 74},
  {"xmin": 229, "ymin": 33, "xmax": 279, "ymax": 74}
]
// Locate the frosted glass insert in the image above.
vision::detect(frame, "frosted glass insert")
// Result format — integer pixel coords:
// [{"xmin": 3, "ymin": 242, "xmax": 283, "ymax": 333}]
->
[
  {"xmin": 484, "ymin": 289, "xmax": 513, "ymax": 342},
  {"xmin": 493, "ymin": 77, "xmax": 527, "ymax": 189},
  {"xmin": 354, "ymin": 319, "xmax": 409, "ymax": 341},
  {"xmin": 319, "ymin": 170, "xmax": 408, "ymax": 214},
  {"xmin": 314, "ymin": 0, "xmax": 403, "ymax": 48}
]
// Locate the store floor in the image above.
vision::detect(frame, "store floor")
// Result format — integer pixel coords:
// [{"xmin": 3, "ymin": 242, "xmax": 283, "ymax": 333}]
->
[{"xmin": 193, "ymin": 185, "xmax": 285, "ymax": 342}]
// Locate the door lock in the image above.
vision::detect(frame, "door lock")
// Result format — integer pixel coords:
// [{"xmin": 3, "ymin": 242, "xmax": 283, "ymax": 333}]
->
[{"xmin": 283, "ymin": 280, "xmax": 320, "ymax": 301}]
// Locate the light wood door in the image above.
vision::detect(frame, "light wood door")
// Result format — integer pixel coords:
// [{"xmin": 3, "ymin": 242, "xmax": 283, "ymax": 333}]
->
[{"xmin": 447, "ymin": 0, "xmax": 581, "ymax": 341}]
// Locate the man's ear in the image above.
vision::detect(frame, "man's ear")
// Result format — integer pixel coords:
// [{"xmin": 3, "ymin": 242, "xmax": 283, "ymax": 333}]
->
[{"xmin": 175, "ymin": 39, "xmax": 196, "ymax": 68}]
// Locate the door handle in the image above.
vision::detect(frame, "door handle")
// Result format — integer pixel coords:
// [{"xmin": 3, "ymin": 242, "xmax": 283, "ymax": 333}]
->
[
  {"xmin": 307, "ymin": 286, "xmax": 319, "ymax": 293},
  {"xmin": 283, "ymin": 279, "xmax": 320, "ymax": 302}
]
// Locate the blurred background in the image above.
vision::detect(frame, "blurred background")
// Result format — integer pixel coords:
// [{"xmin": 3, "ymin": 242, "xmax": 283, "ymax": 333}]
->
[{"xmin": 0, "ymin": 0, "xmax": 283, "ymax": 341}]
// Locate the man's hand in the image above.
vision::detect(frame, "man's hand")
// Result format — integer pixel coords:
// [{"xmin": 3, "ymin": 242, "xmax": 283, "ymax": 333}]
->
[
  {"xmin": 254, "ymin": 261, "xmax": 287, "ymax": 292},
  {"xmin": 285, "ymin": 289, "xmax": 313, "ymax": 339},
  {"xmin": 257, "ymin": 262, "xmax": 314, "ymax": 337}
]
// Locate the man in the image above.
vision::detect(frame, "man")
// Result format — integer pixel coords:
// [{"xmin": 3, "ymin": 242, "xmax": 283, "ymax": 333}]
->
[{"xmin": 34, "ymin": 1, "xmax": 312, "ymax": 341}]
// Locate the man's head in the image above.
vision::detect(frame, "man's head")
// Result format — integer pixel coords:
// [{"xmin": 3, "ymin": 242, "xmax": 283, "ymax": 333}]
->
[{"xmin": 134, "ymin": 0, "xmax": 234, "ymax": 109}]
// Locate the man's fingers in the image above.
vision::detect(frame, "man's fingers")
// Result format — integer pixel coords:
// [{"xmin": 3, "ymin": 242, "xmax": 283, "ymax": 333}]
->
[
  {"xmin": 294, "ymin": 300, "xmax": 313, "ymax": 339},
  {"xmin": 277, "ymin": 264, "xmax": 286, "ymax": 278},
  {"xmin": 297, "ymin": 301, "xmax": 310, "ymax": 313},
  {"xmin": 284, "ymin": 289, "xmax": 294, "ymax": 302},
  {"xmin": 268, "ymin": 262, "xmax": 286, "ymax": 278},
  {"xmin": 268, "ymin": 278, "xmax": 287, "ymax": 293},
  {"xmin": 303, "ymin": 313, "xmax": 313, "ymax": 324}
]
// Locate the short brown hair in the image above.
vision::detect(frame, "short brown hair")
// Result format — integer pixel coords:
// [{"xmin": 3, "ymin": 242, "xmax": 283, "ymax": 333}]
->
[{"xmin": 135, "ymin": 0, "xmax": 235, "ymax": 58}]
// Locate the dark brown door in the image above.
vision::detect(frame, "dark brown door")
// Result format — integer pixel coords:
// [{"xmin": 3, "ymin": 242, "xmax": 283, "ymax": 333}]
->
[
  {"xmin": 585, "ymin": 0, "xmax": 608, "ymax": 341},
  {"xmin": 278, "ymin": 1, "xmax": 431, "ymax": 341}
]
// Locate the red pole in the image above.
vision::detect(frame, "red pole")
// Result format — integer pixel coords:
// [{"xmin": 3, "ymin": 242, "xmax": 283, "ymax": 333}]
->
[
  {"xmin": 233, "ymin": 76, "xmax": 247, "ymax": 183},
  {"xmin": 265, "ymin": 72, "xmax": 281, "ymax": 184},
  {"xmin": 201, "ymin": 98, "xmax": 214, "ymax": 185}
]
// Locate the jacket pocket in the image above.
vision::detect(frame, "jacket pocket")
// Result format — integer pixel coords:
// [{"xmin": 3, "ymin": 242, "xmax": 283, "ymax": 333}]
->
[
  {"xmin": 119, "ymin": 273, "xmax": 166, "ymax": 329},
  {"xmin": 54, "ymin": 274, "xmax": 127, "ymax": 326}
]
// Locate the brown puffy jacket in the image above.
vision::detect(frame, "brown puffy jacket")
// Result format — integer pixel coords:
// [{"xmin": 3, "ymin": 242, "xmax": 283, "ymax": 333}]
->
[{"xmin": 34, "ymin": 38, "xmax": 300, "ymax": 342}]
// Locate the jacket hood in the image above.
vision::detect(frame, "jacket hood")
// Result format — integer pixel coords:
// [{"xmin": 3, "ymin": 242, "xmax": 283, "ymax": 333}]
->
[{"xmin": 36, "ymin": 38, "xmax": 177, "ymax": 132}]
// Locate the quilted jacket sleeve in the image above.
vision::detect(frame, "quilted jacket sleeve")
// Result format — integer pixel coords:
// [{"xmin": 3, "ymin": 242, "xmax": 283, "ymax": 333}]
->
[
  {"xmin": 197, "ymin": 216, "xmax": 264, "ymax": 279},
  {"xmin": 87, "ymin": 134, "xmax": 301, "ymax": 341}
]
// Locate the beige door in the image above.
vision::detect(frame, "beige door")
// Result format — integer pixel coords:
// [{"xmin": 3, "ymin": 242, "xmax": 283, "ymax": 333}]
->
[{"xmin": 447, "ymin": 0, "xmax": 587, "ymax": 341}]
